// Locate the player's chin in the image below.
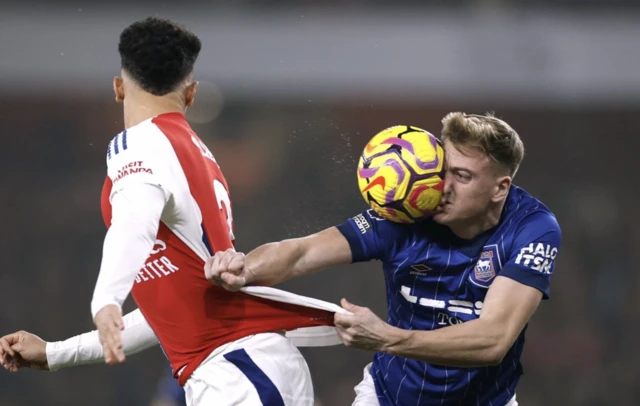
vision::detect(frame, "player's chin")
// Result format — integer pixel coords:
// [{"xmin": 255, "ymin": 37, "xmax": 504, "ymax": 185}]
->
[
  {"xmin": 431, "ymin": 212, "xmax": 446, "ymax": 224},
  {"xmin": 432, "ymin": 211, "xmax": 452, "ymax": 225},
  {"xmin": 432, "ymin": 202, "xmax": 454, "ymax": 223}
]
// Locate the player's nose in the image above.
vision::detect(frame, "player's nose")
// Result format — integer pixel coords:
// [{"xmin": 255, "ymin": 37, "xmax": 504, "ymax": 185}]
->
[{"xmin": 442, "ymin": 175, "xmax": 453, "ymax": 196}]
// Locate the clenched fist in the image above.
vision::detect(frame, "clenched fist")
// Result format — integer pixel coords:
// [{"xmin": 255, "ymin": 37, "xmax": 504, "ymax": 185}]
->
[{"xmin": 204, "ymin": 249, "xmax": 253, "ymax": 291}]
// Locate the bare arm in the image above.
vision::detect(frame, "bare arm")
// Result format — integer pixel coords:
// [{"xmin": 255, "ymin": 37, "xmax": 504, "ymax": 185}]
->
[
  {"xmin": 246, "ymin": 227, "xmax": 353, "ymax": 284},
  {"xmin": 205, "ymin": 226, "xmax": 353, "ymax": 289},
  {"xmin": 384, "ymin": 276, "xmax": 542, "ymax": 367},
  {"xmin": 334, "ymin": 276, "xmax": 542, "ymax": 368}
]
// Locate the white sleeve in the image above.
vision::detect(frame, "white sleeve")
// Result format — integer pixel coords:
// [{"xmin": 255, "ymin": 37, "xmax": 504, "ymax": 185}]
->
[
  {"xmin": 46, "ymin": 308, "xmax": 159, "ymax": 371},
  {"xmin": 90, "ymin": 183, "xmax": 169, "ymax": 318}
]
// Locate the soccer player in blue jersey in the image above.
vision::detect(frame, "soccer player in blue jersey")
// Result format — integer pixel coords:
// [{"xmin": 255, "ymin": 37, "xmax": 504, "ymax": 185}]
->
[{"xmin": 206, "ymin": 112, "xmax": 561, "ymax": 406}]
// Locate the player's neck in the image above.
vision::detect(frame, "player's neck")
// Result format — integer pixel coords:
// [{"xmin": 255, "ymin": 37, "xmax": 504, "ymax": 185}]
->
[
  {"xmin": 449, "ymin": 200, "xmax": 506, "ymax": 240},
  {"xmin": 123, "ymin": 92, "xmax": 186, "ymax": 129}
]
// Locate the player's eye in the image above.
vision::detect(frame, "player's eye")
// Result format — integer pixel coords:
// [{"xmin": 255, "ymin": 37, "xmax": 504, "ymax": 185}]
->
[{"xmin": 456, "ymin": 172, "xmax": 471, "ymax": 181}]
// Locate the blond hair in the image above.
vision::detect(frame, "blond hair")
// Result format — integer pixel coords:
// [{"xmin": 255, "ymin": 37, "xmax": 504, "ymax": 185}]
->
[{"xmin": 441, "ymin": 112, "xmax": 524, "ymax": 177}]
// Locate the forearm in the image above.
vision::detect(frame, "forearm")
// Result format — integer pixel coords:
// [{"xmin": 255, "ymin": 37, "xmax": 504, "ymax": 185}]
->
[
  {"xmin": 245, "ymin": 239, "xmax": 308, "ymax": 286},
  {"xmin": 385, "ymin": 319, "xmax": 508, "ymax": 368},
  {"xmin": 385, "ymin": 277, "xmax": 543, "ymax": 368},
  {"xmin": 46, "ymin": 309, "xmax": 159, "ymax": 371},
  {"xmin": 245, "ymin": 227, "xmax": 353, "ymax": 286}
]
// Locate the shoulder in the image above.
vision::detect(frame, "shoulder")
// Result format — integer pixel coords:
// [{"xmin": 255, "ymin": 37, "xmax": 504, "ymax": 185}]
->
[
  {"xmin": 104, "ymin": 120, "xmax": 179, "ymax": 188},
  {"xmin": 501, "ymin": 187, "xmax": 562, "ymax": 255},
  {"xmin": 353, "ymin": 209, "xmax": 416, "ymax": 235},
  {"xmin": 504, "ymin": 185, "xmax": 561, "ymax": 236},
  {"xmin": 106, "ymin": 120, "xmax": 175, "ymax": 167},
  {"xmin": 338, "ymin": 209, "xmax": 419, "ymax": 262},
  {"xmin": 342, "ymin": 207, "xmax": 448, "ymax": 244},
  {"xmin": 106, "ymin": 119, "xmax": 172, "ymax": 159}
]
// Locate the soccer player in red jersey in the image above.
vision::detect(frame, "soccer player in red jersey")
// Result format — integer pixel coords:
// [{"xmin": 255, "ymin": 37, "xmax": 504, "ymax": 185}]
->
[{"xmin": 0, "ymin": 17, "xmax": 347, "ymax": 406}]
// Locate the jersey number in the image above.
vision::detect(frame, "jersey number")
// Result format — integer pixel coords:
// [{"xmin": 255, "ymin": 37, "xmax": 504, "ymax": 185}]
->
[
  {"xmin": 192, "ymin": 135, "xmax": 234, "ymax": 241},
  {"xmin": 213, "ymin": 179, "xmax": 234, "ymax": 240}
]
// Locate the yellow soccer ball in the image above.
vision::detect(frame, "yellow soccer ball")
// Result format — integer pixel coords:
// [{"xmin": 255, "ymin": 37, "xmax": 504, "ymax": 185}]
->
[{"xmin": 357, "ymin": 125, "xmax": 445, "ymax": 223}]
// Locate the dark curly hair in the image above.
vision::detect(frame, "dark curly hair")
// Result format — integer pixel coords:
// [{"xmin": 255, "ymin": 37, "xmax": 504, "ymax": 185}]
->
[{"xmin": 118, "ymin": 17, "xmax": 202, "ymax": 96}]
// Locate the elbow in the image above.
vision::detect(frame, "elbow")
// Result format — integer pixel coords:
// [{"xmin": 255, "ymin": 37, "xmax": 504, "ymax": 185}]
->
[
  {"xmin": 484, "ymin": 350, "xmax": 505, "ymax": 366},
  {"xmin": 476, "ymin": 320, "xmax": 514, "ymax": 366},
  {"xmin": 483, "ymin": 342, "xmax": 510, "ymax": 366}
]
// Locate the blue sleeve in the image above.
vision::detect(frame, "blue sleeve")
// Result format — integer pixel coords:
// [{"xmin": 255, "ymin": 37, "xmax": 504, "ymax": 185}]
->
[
  {"xmin": 500, "ymin": 211, "xmax": 562, "ymax": 299},
  {"xmin": 336, "ymin": 209, "xmax": 407, "ymax": 263}
]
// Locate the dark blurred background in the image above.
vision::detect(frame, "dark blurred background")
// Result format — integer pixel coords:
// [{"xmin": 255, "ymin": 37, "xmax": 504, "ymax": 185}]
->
[{"xmin": 0, "ymin": 1, "xmax": 638, "ymax": 405}]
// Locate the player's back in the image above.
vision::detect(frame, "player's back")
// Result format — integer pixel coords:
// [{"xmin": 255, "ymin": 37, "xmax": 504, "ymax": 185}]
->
[
  {"xmin": 100, "ymin": 113, "xmax": 334, "ymax": 385},
  {"xmin": 339, "ymin": 186, "xmax": 561, "ymax": 405}
]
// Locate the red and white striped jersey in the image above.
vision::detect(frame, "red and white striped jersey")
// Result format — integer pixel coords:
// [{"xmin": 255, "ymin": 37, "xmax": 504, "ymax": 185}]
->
[{"xmin": 100, "ymin": 112, "xmax": 334, "ymax": 386}]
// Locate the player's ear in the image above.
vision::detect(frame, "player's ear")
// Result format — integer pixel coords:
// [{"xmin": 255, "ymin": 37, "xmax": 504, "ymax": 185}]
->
[
  {"xmin": 492, "ymin": 175, "xmax": 511, "ymax": 203},
  {"xmin": 185, "ymin": 81, "xmax": 198, "ymax": 107},
  {"xmin": 113, "ymin": 76, "xmax": 125, "ymax": 103}
]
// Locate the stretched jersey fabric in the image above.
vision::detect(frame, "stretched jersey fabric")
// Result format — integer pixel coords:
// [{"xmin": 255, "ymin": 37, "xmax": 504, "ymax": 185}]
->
[
  {"xmin": 337, "ymin": 185, "xmax": 561, "ymax": 406},
  {"xmin": 46, "ymin": 287, "xmax": 349, "ymax": 373},
  {"xmin": 100, "ymin": 112, "xmax": 334, "ymax": 386}
]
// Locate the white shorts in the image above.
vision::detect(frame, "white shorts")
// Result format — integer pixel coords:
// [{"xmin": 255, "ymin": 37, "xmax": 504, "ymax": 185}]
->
[
  {"xmin": 183, "ymin": 332, "xmax": 314, "ymax": 406},
  {"xmin": 352, "ymin": 363, "xmax": 519, "ymax": 406}
]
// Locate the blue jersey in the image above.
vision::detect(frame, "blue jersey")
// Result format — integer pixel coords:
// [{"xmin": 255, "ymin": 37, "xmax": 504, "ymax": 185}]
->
[{"xmin": 337, "ymin": 185, "xmax": 561, "ymax": 406}]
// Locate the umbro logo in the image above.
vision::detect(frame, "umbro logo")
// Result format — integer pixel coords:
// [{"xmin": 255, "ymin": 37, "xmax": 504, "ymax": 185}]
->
[{"xmin": 410, "ymin": 264, "xmax": 431, "ymax": 276}]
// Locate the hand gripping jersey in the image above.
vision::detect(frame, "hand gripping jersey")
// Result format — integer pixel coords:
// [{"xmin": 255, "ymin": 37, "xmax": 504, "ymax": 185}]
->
[
  {"xmin": 100, "ymin": 113, "xmax": 335, "ymax": 386},
  {"xmin": 337, "ymin": 186, "xmax": 562, "ymax": 406}
]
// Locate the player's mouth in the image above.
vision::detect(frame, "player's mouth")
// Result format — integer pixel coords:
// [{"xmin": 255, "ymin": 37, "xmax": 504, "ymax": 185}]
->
[{"xmin": 434, "ymin": 201, "xmax": 451, "ymax": 215}]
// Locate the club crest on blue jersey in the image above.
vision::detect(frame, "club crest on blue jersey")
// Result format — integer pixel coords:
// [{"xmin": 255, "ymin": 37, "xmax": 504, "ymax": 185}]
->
[{"xmin": 470, "ymin": 244, "xmax": 502, "ymax": 288}]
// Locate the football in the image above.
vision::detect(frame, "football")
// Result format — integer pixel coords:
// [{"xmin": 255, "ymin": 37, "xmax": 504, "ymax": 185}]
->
[{"xmin": 357, "ymin": 125, "xmax": 445, "ymax": 223}]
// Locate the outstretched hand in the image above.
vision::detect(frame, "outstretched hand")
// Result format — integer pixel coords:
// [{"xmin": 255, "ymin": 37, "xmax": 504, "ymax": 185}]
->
[{"xmin": 0, "ymin": 330, "xmax": 49, "ymax": 372}]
